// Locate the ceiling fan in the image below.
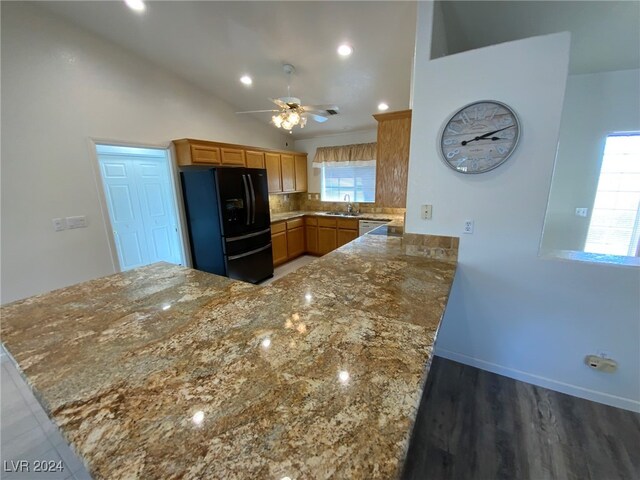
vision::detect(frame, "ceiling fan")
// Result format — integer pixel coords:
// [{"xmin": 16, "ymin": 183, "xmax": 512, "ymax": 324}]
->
[{"xmin": 236, "ymin": 64, "xmax": 339, "ymax": 131}]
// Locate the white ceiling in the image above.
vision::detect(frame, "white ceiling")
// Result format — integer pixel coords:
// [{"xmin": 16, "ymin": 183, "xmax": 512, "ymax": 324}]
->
[
  {"xmin": 36, "ymin": 1, "xmax": 417, "ymax": 140},
  {"xmin": 439, "ymin": 1, "xmax": 640, "ymax": 74}
]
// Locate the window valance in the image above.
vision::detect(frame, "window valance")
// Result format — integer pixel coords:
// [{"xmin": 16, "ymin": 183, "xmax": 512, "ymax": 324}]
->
[{"xmin": 312, "ymin": 142, "xmax": 377, "ymax": 168}]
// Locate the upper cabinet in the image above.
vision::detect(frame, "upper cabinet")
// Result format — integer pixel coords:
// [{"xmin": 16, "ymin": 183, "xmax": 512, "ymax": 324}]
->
[
  {"xmin": 172, "ymin": 139, "xmax": 307, "ymax": 194},
  {"xmin": 373, "ymin": 110, "xmax": 412, "ymax": 208}
]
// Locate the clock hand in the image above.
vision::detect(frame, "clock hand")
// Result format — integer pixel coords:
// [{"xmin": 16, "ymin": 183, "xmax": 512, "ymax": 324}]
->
[{"xmin": 461, "ymin": 126, "xmax": 514, "ymax": 145}]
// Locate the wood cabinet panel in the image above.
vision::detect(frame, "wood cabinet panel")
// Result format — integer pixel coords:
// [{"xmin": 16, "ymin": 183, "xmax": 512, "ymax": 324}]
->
[
  {"xmin": 281, "ymin": 154, "xmax": 295, "ymax": 192},
  {"xmin": 190, "ymin": 144, "xmax": 221, "ymax": 164},
  {"xmin": 305, "ymin": 216, "xmax": 318, "ymax": 226},
  {"xmin": 245, "ymin": 150, "xmax": 265, "ymax": 169},
  {"xmin": 286, "ymin": 226, "xmax": 305, "ymax": 259},
  {"xmin": 265, "ymin": 153, "xmax": 282, "ymax": 193},
  {"xmin": 337, "ymin": 228, "xmax": 359, "ymax": 248},
  {"xmin": 336, "ymin": 218, "xmax": 358, "ymax": 230},
  {"xmin": 271, "ymin": 231, "xmax": 288, "ymax": 266},
  {"xmin": 318, "ymin": 227, "xmax": 337, "ymax": 255},
  {"xmin": 374, "ymin": 110, "xmax": 412, "ymax": 208},
  {"xmin": 220, "ymin": 148, "xmax": 245, "ymax": 166},
  {"xmin": 294, "ymin": 155, "xmax": 308, "ymax": 192},
  {"xmin": 286, "ymin": 218, "xmax": 304, "ymax": 230},
  {"xmin": 271, "ymin": 221, "xmax": 286, "ymax": 234},
  {"xmin": 305, "ymin": 225, "xmax": 319, "ymax": 255},
  {"xmin": 317, "ymin": 217, "xmax": 337, "ymax": 228}
]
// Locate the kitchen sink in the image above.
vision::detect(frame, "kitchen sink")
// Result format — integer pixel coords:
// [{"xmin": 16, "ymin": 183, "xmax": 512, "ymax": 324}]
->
[{"xmin": 324, "ymin": 211, "xmax": 360, "ymax": 217}]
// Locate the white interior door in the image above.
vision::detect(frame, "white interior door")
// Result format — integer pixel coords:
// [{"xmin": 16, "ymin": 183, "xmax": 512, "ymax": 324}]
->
[{"xmin": 97, "ymin": 145, "xmax": 183, "ymax": 271}]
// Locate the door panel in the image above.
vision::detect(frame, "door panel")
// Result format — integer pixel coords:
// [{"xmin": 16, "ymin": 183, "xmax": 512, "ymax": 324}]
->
[
  {"xmin": 281, "ymin": 154, "xmax": 295, "ymax": 192},
  {"xmin": 247, "ymin": 169, "xmax": 271, "ymax": 230},
  {"xmin": 294, "ymin": 155, "xmax": 307, "ymax": 192},
  {"xmin": 226, "ymin": 244, "xmax": 274, "ymax": 284},
  {"xmin": 98, "ymin": 147, "xmax": 184, "ymax": 271},
  {"xmin": 246, "ymin": 150, "xmax": 265, "ymax": 169},
  {"xmin": 215, "ymin": 168, "xmax": 251, "ymax": 237},
  {"xmin": 265, "ymin": 153, "xmax": 282, "ymax": 193}
]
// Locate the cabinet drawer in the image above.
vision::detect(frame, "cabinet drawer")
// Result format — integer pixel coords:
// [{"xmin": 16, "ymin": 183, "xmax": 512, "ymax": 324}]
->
[
  {"xmin": 221, "ymin": 148, "xmax": 245, "ymax": 166},
  {"xmin": 317, "ymin": 217, "xmax": 337, "ymax": 228},
  {"xmin": 286, "ymin": 218, "xmax": 304, "ymax": 230},
  {"xmin": 271, "ymin": 221, "xmax": 286, "ymax": 234},
  {"xmin": 337, "ymin": 218, "xmax": 358, "ymax": 230},
  {"xmin": 191, "ymin": 144, "xmax": 220, "ymax": 164},
  {"xmin": 305, "ymin": 216, "xmax": 318, "ymax": 226}
]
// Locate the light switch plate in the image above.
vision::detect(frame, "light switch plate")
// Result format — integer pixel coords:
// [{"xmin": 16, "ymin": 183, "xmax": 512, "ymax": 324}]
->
[
  {"xmin": 52, "ymin": 218, "xmax": 67, "ymax": 232},
  {"xmin": 66, "ymin": 215, "xmax": 87, "ymax": 229}
]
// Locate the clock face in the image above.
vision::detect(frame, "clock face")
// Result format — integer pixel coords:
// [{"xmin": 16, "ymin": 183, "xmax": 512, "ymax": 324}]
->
[{"xmin": 440, "ymin": 100, "xmax": 520, "ymax": 174}]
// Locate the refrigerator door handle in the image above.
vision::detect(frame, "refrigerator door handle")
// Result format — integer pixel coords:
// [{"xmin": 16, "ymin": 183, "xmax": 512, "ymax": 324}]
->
[
  {"xmin": 242, "ymin": 174, "xmax": 251, "ymax": 226},
  {"xmin": 247, "ymin": 174, "xmax": 256, "ymax": 224},
  {"xmin": 227, "ymin": 243, "xmax": 272, "ymax": 261}
]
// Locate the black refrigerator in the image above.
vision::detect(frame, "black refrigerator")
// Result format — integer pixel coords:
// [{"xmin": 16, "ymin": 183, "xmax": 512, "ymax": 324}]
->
[{"xmin": 180, "ymin": 167, "xmax": 274, "ymax": 284}]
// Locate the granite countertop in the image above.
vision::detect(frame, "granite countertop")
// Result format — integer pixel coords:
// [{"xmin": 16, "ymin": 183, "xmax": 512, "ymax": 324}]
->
[
  {"xmin": 270, "ymin": 210, "xmax": 405, "ymax": 229},
  {"xmin": 0, "ymin": 231, "xmax": 458, "ymax": 480}
]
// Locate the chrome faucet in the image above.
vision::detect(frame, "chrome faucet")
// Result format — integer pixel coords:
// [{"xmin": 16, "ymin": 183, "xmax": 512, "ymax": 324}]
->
[{"xmin": 343, "ymin": 194, "xmax": 353, "ymax": 214}]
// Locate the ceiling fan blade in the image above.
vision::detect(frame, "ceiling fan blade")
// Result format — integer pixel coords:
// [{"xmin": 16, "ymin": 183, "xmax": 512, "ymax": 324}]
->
[
  {"xmin": 269, "ymin": 98, "xmax": 289, "ymax": 109},
  {"xmin": 303, "ymin": 110, "xmax": 330, "ymax": 117},
  {"xmin": 301, "ymin": 105, "xmax": 339, "ymax": 112},
  {"xmin": 236, "ymin": 109, "xmax": 280, "ymax": 114},
  {"xmin": 303, "ymin": 113, "xmax": 329, "ymax": 123}
]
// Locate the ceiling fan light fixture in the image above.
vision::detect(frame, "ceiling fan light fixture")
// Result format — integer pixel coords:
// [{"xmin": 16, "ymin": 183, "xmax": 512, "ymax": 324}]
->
[{"xmin": 337, "ymin": 44, "xmax": 353, "ymax": 57}]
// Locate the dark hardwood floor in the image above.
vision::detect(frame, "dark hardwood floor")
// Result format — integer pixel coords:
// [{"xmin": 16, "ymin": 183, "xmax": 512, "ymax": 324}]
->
[{"xmin": 402, "ymin": 356, "xmax": 640, "ymax": 480}]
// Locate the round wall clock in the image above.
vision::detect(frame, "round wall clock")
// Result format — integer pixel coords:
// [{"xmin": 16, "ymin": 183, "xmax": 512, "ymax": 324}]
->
[{"xmin": 439, "ymin": 100, "xmax": 521, "ymax": 174}]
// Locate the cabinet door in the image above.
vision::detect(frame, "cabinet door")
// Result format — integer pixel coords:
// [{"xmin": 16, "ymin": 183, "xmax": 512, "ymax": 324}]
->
[
  {"xmin": 318, "ymin": 227, "xmax": 337, "ymax": 255},
  {"xmin": 305, "ymin": 225, "xmax": 318, "ymax": 254},
  {"xmin": 246, "ymin": 150, "xmax": 265, "ymax": 169},
  {"xmin": 271, "ymin": 230, "xmax": 288, "ymax": 266},
  {"xmin": 281, "ymin": 154, "xmax": 295, "ymax": 192},
  {"xmin": 265, "ymin": 153, "xmax": 282, "ymax": 193},
  {"xmin": 287, "ymin": 226, "xmax": 305, "ymax": 260},
  {"xmin": 337, "ymin": 228, "xmax": 358, "ymax": 248},
  {"xmin": 191, "ymin": 144, "xmax": 221, "ymax": 164},
  {"xmin": 221, "ymin": 148, "xmax": 245, "ymax": 166},
  {"xmin": 294, "ymin": 154, "xmax": 308, "ymax": 192}
]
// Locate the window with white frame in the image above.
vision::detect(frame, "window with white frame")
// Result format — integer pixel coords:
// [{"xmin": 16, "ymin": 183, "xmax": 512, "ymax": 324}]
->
[
  {"xmin": 321, "ymin": 163, "xmax": 376, "ymax": 202},
  {"xmin": 313, "ymin": 142, "xmax": 377, "ymax": 203},
  {"xmin": 584, "ymin": 133, "xmax": 640, "ymax": 256}
]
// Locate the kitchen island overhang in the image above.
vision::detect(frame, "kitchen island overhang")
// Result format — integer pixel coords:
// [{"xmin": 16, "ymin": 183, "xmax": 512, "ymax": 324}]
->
[{"xmin": 0, "ymin": 231, "xmax": 458, "ymax": 479}]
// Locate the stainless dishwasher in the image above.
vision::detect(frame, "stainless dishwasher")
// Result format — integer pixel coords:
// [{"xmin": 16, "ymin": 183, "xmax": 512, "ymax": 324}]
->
[{"xmin": 359, "ymin": 220, "xmax": 389, "ymax": 236}]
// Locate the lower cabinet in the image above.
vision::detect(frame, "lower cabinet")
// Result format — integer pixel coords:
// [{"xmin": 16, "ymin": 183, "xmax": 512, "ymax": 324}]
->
[{"xmin": 272, "ymin": 215, "xmax": 360, "ymax": 266}]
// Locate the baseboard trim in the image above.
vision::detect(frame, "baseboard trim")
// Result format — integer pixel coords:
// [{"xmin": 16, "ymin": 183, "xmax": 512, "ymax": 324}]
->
[{"xmin": 434, "ymin": 347, "xmax": 640, "ymax": 413}]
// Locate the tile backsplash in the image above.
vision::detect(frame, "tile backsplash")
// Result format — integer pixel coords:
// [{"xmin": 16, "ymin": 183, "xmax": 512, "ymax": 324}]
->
[{"xmin": 268, "ymin": 192, "xmax": 406, "ymax": 216}]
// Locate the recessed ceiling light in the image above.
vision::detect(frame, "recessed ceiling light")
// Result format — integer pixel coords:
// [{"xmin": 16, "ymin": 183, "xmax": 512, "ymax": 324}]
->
[
  {"xmin": 378, "ymin": 102, "xmax": 389, "ymax": 111},
  {"xmin": 337, "ymin": 44, "xmax": 353, "ymax": 57},
  {"xmin": 124, "ymin": 0, "xmax": 145, "ymax": 12},
  {"xmin": 240, "ymin": 75, "xmax": 252, "ymax": 86}
]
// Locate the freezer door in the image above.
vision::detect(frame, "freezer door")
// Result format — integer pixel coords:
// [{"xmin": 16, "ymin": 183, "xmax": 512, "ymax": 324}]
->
[{"xmin": 225, "ymin": 242, "xmax": 274, "ymax": 284}]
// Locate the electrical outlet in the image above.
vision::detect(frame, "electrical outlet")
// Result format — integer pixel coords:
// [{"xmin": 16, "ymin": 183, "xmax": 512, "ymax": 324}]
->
[
  {"xmin": 52, "ymin": 218, "xmax": 67, "ymax": 232},
  {"xmin": 421, "ymin": 205, "xmax": 433, "ymax": 220},
  {"xmin": 463, "ymin": 220, "xmax": 474, "ymax": 234},
  {"xmin": 575, "ymin": 207, "xmax": 588, "ymax": 217}
]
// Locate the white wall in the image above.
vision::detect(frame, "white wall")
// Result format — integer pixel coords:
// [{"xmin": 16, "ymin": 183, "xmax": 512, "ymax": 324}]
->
[
  {"xmin": 0, "ymin": 3, "xmax": 287, "ymax": 304},
  {"xmin": 407, "ymin": 9, "xmax": 640, "ymax": 412},
  {"xmin": 541, "ymin": 69, "xmax": 640, "ymax": 252},
  {"xmin": 294, "ymin": 129, "xmax": 378, "ymax": 193}
]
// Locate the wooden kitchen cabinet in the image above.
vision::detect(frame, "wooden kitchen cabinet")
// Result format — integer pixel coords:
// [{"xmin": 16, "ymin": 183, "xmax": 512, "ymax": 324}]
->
[
  {"xmin": 271, "ymin": 221, "xmax": 288, "ymax": 267},
  {"xmin": 305, "ymin": 216, "xmax": 319, "ymax": 255},
  {"xmin": 373, "ymin": 110, "xmax": 412, "ymax": 208},
  {"xmin": 220, "ymin": 147, "xmax": 245, "ymax": 166},
  {"xmin": 294, "ymin": 155, "xmax": 308, "ymax": 192},
  {"xmin": 245, "ymin": 150, "xmax": 265, "ymax": 169},
  {"xmin": 318, "ymin": 227, "xmax": 337, "ymax": 255},
  {"xmin": 336, "ymin": 218, "xmax": 359, "ymax": 248},
  {"xmin": 265, "ymin": 153, "xmax": 283, "ymax": 193},
  {"xmin": 286, "ymin": 226, "xmax": 305, "ymax": 259},
  {"xmin": 281, "ymin": 154, "xmax": 296, "ymax": 192},
  {"xmin": 174, "ymin": 140, "xmax": 221, "ymax": 166}
]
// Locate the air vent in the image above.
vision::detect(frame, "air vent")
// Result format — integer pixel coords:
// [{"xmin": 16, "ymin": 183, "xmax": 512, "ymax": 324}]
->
[{"xmin": 326, "ymin": 109, "xmax": 339, "ymax": 116}]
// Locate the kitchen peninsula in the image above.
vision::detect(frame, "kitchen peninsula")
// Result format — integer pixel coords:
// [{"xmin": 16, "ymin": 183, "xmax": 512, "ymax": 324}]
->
[{"xmin": 0, "ymin": 230, "xmax": 458, "ymax": 479}]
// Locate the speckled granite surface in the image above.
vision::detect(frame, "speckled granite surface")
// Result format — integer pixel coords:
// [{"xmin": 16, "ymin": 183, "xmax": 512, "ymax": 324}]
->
[
  {"xmin": 270, "ymin": 210, "xmax": 405, "ymax": 230},
  {"xmin": 1, "ymin": 231, "xmax": 457, "ymax": 480}
]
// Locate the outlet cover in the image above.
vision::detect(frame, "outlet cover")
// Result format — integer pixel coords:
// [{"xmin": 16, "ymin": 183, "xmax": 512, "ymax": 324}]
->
[
  {"xmin": 52, "ymin": 218, "xmax": 67, "ymax": 232},
  {"xmin": 421, "ymin": 205, "xmax": 432, "ymax": 220},
  {"xmin": 575, "ymin": 207, "xmax": 588, "ymax": 217},
  {"xmin": 66, "ymin": 216, "xmax": 87, "ymax": 229},
  {"xmin": 463, "ymin": 220, "xmax": 474, "ymax": 234}
]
